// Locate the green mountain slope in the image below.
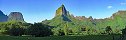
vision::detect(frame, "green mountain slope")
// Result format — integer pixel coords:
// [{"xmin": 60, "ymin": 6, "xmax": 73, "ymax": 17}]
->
[{"xmin": 42, "ymin": 5, "xmax": 126, "ymax": 35}]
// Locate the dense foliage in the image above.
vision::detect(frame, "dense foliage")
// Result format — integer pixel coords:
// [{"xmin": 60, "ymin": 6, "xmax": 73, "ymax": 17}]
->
[
  {"xmin": 26, "ymin": 23, "xmax": 53, "ymax": 37},
  {"xmin": 0, "ymin": 21, "xmax": 53, "ymax": 37},
  {"xmin": 42, "ymin": 11, "xmax": 126, "ymax": 36},
  {"xmin": 0, "ymin": 5, "xmax": 126, "ymax": 37}
]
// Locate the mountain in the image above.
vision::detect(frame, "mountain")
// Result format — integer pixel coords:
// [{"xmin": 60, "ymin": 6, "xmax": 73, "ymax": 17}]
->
[
  {"xmin": 42, "ymin": 4, "xmax": 126, "ymax": 35},
  {"xmin": 110, "ymin": 10, "xmax": 126, "ymax": 19},
  {"xmin": 8, "ymin": 12, "xmax": 24, "ymax": 22},
  {"xmin": 0, "ymin": 10, "xmax": 8, "ymax": 22},
  {"xmin": 55, "ymin": 4, "xmax": 68, "ymax": 17},
  {"xmin": 42, "ymin": 4, "xmax": 97, "ymax": 27},
  {"xmin": 42, "ymin": 4, "xmax": 73, "ymax": 27},
  {"xmin": 54, "ymin": 4, "xmax": 71, "ymax": 22}
]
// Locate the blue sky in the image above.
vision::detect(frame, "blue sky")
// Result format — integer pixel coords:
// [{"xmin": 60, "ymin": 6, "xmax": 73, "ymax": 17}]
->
[{"xmin": 0, "ymin": 0, "xmax": 126, "ymax": 23}]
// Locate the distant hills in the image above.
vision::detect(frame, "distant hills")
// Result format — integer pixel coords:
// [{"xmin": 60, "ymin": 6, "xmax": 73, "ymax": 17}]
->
[
  {"xmin": 8, "ymin": 12, "xmax": 24, "ymax": 22},
  {"xmin": 0, "ymin": 10, "xmax": 24, "ymax": 22}
]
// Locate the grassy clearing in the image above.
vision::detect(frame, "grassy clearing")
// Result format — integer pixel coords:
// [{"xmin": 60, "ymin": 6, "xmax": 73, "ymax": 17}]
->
[{"xmin": 0, "ymin": 35, "xmax": 123, "ymax": 40}]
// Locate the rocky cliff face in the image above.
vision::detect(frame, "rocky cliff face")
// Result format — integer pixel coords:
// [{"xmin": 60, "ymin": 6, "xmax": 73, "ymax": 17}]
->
[
  {"xmin": 0, "ymin": 10, "xmax": 8, "ymax": 22},
  {"xmin": 110, "ymin": 10, "xmax": 126, "ymax": 19},
  {"xmin": 54, "ymin": 4, "xmax": 71, "ymax": 22},
  {"xmin": 8, "ymin": 12, "xmax": 24, "ymax": 22},
  {"xmin": 55, "ymin": 4, "xmax": 68, "ymax": 17},
  {"xmin": 42, "ymin": 4, "xmax": 126, "ymax": 33}
]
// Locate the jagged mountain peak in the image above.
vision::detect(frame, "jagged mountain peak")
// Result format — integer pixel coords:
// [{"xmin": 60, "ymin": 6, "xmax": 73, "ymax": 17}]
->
[
  {"xmin": 55, "ymin": 4, "xmax": 68, "ymax": 17},
  {"xmin": 61, "ymin": 4, "xmax": 65, "ymax": 8}
]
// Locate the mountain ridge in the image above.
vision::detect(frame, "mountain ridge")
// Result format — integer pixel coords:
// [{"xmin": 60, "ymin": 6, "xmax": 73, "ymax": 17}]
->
[
  {"xmin": 0, "ymin": 5, "xmax": 126, "ymax": 35},
  {"xmin": 0, "ymin": 10, "xmax": 8, "ymax": 22},
  {"xmin": 42, "ymin": 5, "xmax": 126, "ymax": 35},
  {"xmin": 0, "ymin": 10, "xmax": 25, "ymax": 22}
]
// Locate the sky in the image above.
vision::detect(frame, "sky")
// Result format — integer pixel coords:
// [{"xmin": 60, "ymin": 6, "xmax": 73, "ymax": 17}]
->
[{"xmin": 0, "ymin": 0, "xmax": 126, "ymax": 23}]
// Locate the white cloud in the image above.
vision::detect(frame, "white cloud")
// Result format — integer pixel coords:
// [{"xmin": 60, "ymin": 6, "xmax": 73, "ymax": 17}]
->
[
  {"xmin": 107, "ymin": 6, "xmax": 113, "ymax": 9},
  {"xmin": 120, "ymin": 2, "xmax": 126, "ymax": 5}
]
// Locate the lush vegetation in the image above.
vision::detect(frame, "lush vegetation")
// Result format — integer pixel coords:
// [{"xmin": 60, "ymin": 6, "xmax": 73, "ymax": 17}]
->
[
  {"xmin": 1, "ymin": 11, "xmax": 126, "ymax": 37},
  {"xmin": 42, "ymin": 11, "xmax": 126, "ymax": 36},
  {"xmin": 0, "ymin": 21, "xmax": 53, "ymax": 37},
  {"xmin": 0, "ymin": 5, "xmax": 126, "ymax": 40}
]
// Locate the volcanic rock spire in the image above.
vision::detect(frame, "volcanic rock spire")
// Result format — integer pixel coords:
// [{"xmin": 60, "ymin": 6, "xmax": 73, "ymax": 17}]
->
[{"xmin": 55, "ymin": 4, "xmax": 68, "ymax": 17}]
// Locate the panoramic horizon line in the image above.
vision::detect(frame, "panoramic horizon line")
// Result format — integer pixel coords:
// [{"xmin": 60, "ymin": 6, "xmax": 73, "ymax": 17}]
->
[{"xmin": 0, "ymin": 4, "xmax": 126, "ymax": 23}]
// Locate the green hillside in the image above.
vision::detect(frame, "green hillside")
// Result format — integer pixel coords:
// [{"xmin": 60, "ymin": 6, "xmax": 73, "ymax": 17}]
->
[{"xmin": 42, "ymin": 5, "xmax": 126, "ymax": 35}]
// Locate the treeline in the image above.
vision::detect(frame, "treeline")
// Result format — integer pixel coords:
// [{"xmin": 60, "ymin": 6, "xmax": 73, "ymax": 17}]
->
[
  {"xmin": 0, "ymin": 21, "xmax": 126, "ymax": 37},
  {"xmin": 0, "ymin": 21, "xmax": 53, "ymax": 37}
]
